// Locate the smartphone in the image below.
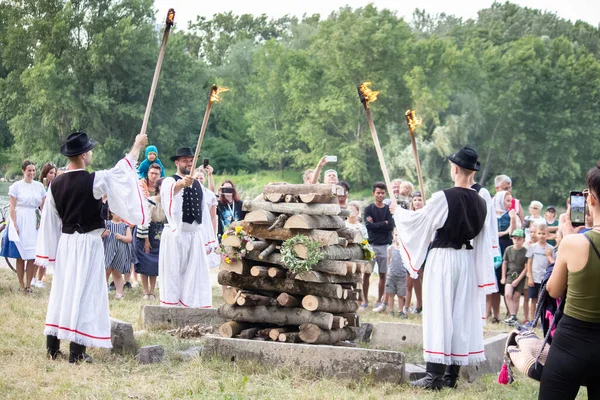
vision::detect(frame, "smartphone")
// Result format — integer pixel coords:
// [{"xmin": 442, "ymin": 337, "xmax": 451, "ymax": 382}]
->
[
  {"xmin": 325, "ymin": 155, "xmax": 337, "ymax": 163},
  {"xmin": 570, "ymin": 191, "xmax": 585, "ymax": 226},
  {"xmin": 203, "ymin": 158, "xmax": 209, "ymax": 168},
  {"xmin": 221, "ymin": 187, "xmax": 234, "ymax": 194}
]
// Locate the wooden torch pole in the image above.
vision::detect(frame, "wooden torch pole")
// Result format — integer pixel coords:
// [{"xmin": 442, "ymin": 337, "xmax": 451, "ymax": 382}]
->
[
  {"xmin": 358, "ymin": 83, "xmax": 395, "ymax": 203},
  {"xmin": 364, "ymin": 108, "xmax": 394, "ymax": 200},
  {"xmin": 139, "ymin": 9, "xmax": 175, "ymax": 137},
  {"xmin": 189, "ymin": 85, "xmax": 217, "ymax": 176},
  {"xmin": 405, "ymin": 110, "xmax": 426, "ymax": 204}
]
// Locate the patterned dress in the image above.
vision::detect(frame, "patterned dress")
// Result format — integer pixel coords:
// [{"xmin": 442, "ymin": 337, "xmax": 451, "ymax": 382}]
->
[{"xmin": 103, "ymin": 221, "xmax": 132, "ymax": 273}]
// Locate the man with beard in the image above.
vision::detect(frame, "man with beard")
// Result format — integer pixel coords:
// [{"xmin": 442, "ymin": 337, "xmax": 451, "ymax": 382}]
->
[{"xmin": 158, "ymin": 147, "xmax": 211, "ymax": 308}]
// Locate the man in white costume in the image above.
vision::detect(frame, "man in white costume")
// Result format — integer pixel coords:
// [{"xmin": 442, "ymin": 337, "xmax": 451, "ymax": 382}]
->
[
  {"xmin": 36, "ymin": 132, "xmax": 149, "ymax": 363},
  {"xmin": 392, "ymin": 146, "xmax": 495, "ymax": 390},
  {"xmin": 158, "ymin": 147, "xmax": 211, "ymax": 308}
]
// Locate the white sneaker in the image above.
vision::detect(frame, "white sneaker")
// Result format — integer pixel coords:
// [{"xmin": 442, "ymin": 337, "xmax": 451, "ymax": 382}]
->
[
  {"xmin": 403, "ymin": 306, "xmax": 410, "ymax": 315},
  {"xmin": 34, "ymin": 281, "xmax": 45, "ymax": 288},
  {"xmin": 373, "ymin": 303, "xmax": 387, "ymax": 313},
  {"xmin": 31, "ymin": 278, "xmax": 37, "ymax": 286}
]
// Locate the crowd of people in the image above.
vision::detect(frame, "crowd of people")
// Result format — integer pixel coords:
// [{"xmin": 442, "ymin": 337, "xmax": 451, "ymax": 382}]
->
[{"xmin": 1, "ymin": 135, "xmax": 598, "ymax": 398}]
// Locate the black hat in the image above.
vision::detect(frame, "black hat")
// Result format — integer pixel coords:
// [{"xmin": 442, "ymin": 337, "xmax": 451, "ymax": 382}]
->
[
  {"xmin": 447, "ymin": 146, "xmax": 481, "ymax": 171},
  {"xmin": 547, "ymin": 205, "xmax": 556, "ymax": 211},
  {"xmin": 170, "ymin": 147, "xmax": 194, "ymax": 162},
  {"xmin": 60, "ymin": 131, "xmax": 97, "ymax": 157}
]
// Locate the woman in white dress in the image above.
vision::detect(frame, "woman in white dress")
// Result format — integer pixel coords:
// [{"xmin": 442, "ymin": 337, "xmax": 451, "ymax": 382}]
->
[
  {"xmin": 0, "ymin": 160, "xmax": 46, "ymax": 292},
  {"xmin": 195, "ymin": 168, "xmax": 220, "ymax": 269}
]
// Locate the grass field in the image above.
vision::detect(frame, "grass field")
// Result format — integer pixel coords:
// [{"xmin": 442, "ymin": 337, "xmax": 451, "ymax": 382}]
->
[{"xmin": 0, "ymin": 268, "xmax": 588, "ymax": 399}]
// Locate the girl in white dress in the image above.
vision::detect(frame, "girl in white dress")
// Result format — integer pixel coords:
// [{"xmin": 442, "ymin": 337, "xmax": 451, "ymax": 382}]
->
[{"xmin": 0, "ymin": 160, "xmax": 46, "ymax": 293}]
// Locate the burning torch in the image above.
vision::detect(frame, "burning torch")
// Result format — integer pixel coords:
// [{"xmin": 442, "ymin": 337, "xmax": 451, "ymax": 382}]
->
[
  {"xmin": 405, "ymin": 109, "xmax": 426, "ymax": 204},
  {"xmin": 357, "ymin": 82, "xmax": 395, "ymax": 203},
  {"xmin": 139, "ymin": 8, "xmax": 176, "ymax": 137},
  {"xmin": 189, "ymin": 85, "xmax": 229, "ymax": 175}
]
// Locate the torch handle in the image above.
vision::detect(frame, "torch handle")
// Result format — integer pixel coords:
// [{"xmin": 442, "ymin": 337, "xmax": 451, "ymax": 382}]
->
[
  {"xmin": 409, "ymin": 130, "xmax": 426, "ymax": 205},
  {"xmin": 139, "ymin": 25, "xmax": 172, "ymax": 137},
  {"xmin": 365, "ymin": 109, "xmax": 395, "ymax": 203},
  {"xmin": 189, "ymin": 101, "xmax": 214, "ymax": 176}
]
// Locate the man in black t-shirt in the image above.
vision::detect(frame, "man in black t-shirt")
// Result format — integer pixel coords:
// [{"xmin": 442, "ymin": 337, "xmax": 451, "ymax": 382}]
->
[{"xmin": 362, "ymin": 182, "xmax": 395, "ymax": 311}]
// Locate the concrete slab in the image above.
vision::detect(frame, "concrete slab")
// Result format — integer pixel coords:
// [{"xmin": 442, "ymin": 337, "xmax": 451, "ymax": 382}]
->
[
  {"xmin": 370, "ymin": 322, "xmax": 422, "ymax": 348},
  {"xmin": 403, "ymin": 363, "xmax": 426, "ymax": 382},
  {"xmin": 463, "ymin": 333, "xmax": 508, "ymax": 382},
  {"xmin": 138, "ymin": 345, "xmax": 164, "ymax": 364},
  {"xmin": 203, "ymin": 336, "xmax": 405, "ymax": 383},
  {"xmin": 369, "ymin": 321, "xmax": 504, "ymax": 349},
  {"xmin": 141, "ymin": 305, "xmax": 226, "ymax": 329},
  {"xmin": 110, "ymin": 317, "xmax": 137, "ymax": 355}
]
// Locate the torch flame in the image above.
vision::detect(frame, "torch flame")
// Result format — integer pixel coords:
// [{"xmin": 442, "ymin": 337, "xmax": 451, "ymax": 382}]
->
[
  {"xmin": 166, "ymin": 9, "xmax": 175, "ymax": 27},
  {"xmin": 209, "ymin": 85, "xmax": 229, "ymax": 103},
  {"xmin": 357, "ymin": 82, "xmax": 379, "ymax": 109},
  {"xmin": 405, "ymin": 109, "xmax": 422, "ymax": 133}
]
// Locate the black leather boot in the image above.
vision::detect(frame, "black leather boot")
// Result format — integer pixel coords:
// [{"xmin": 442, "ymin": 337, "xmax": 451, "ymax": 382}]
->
[
  {"xmin": 410, "ymin": 362, "xmax": 445, "ymax": 390},
  {"xmin": 69, "ymin": 342, "xmax": 93, "ymax": 364},
  {"xmin": 443, "ymin": 365, "xmax": 461, "ymax": 388},
  {"xmin": 46, "ymin": 335, "xmax": 62, "ymax": 360}
]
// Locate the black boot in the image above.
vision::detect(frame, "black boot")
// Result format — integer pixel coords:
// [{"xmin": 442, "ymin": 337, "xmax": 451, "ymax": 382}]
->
[
  {"xmin": 443, "ymin": 365, "xmax": 461, "ymax": 388},
  {"xmin": 46, "ymin": 335, "xmax": 62, "ymax": 360},
  {"xmin": 69, "ymin": 342, "xmax": 93, "ymax": 364},
  {"xmin": 410, "ymin": 362, "xmax": 445, "ymax": 390}
]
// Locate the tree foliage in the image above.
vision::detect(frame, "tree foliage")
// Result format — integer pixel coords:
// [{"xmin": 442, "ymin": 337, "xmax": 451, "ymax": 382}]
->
[{"xmin": 1, "ymin": 0, "xmax": 599, "ymax": 204}]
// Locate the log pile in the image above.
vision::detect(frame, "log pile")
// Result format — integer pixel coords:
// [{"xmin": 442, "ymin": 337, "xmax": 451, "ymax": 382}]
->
[{"xmin": 217, "ymin": 183, "xmax": 371, "ymax": 345}]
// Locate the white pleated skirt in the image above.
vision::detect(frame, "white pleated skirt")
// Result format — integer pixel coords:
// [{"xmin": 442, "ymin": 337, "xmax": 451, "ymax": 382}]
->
[
  {"xmin": 158, "ymin": 224, "xmax": 212, "ymax": 308},
  {"xmin": 422, "ymin": 247, "xmax": 486, "ymax": 366},
  {"xmin": 44, "ymin": 229, "xmax": 112, "ymax": 348}
]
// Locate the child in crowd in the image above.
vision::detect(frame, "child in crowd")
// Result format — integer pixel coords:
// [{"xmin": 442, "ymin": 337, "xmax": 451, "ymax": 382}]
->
[
  {"xmin": 381, "ymin": 230, "xmax": 407, "ymax": 318},
  {"xmin": 501, "ymin": 229, "xmax": 527, "ymax": 325},
  {"xmin": 345, "ymin": 201, "xmax": 368, "ymax": 240},
  {"xmin": 103, "ymin": 211, "xmax": 133, "ymax": 299},
  {"xmin": 137, "ymin": 145, "xmax": 166, "ymax": 179},
  {"xmin": 525, "ymin": 223, "xmax": 554, "ymax": 325},
  {"xmin": 545, "ymin": 205, "xmax": 559, "ymax": 246},
  {"xmin": 404, "ymin": 192, "xmax": 424, "ymax": 314}
]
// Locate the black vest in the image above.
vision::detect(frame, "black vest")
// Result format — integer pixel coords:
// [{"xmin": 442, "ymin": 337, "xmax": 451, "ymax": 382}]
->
[
  {"xmin": 172, "ymin": 175, "xmax": 203, "ymax": 224},
  {"xmin": 51, "ymin": 171, "xmax": 105, "ymax": 234},
  {"xmin": 430, "ymin": 187, "xmax": 487, "ymax": 250}
]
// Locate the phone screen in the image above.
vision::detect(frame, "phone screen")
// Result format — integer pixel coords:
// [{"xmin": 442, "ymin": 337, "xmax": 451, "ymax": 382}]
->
[{"xmin": 570, "ymin": 192, "xmax": 585, "ymax": 226}]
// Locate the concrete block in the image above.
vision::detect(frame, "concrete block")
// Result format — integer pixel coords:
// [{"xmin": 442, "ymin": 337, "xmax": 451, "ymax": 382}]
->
[
  {"xmin": 403, "ymin": 363, "xmax": 426, "ymax": 382},
  {"xmin": 370, "ymin": 322, "xmax": 423, "ymax": 348},
  {"xmin": 203, "ymin": 336, "xmax": 405, "ymax": 382},
  {"xmin": 141, "ymin": 305, "xmax": 226, "ymax": 329},
  {"xmin": 110, "ymin": 317, "xmax": 137, "ymax": 355},
  {"xmin": 138, "ymin": 345, "xmax": 164, "ymax": 364},
  {"xmin": 463, "ymin": 333, "xmax": 508, "ymax": 382},
  {"xmin": 177, "ymin": 346, "xmax": 203, "ymax": 360},
  {"xmin": 356, "ymin": 322, "xmax": 373, "ymax": 343},
  {"xmin": 369, "ymin": 322, "xmax": 503, "ymax": 349}
]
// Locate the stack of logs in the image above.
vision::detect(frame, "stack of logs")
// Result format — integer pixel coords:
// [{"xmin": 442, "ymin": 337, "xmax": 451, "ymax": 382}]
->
[{"xmin": 217, "ymin": 183, "xmax": 372, "ymax": 345}]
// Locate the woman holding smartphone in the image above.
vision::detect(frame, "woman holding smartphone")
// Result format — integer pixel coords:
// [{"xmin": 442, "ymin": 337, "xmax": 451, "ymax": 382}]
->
[
  {"xmin": 216, "ymin": 180, "xmax": 246, "ymax": 239},
  {"xmin": 539, "ymin": 166, "xmax": 600, "ymax": 399}
]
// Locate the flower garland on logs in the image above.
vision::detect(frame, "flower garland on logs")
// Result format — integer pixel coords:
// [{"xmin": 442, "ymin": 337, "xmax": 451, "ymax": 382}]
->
[
  {"xmin": 220, "ymin": 226, "xmax": 254, "ymax": 264},
  {"xmin": 280, "ymin": 235, "xmax": 324, "ymax": 274}
]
